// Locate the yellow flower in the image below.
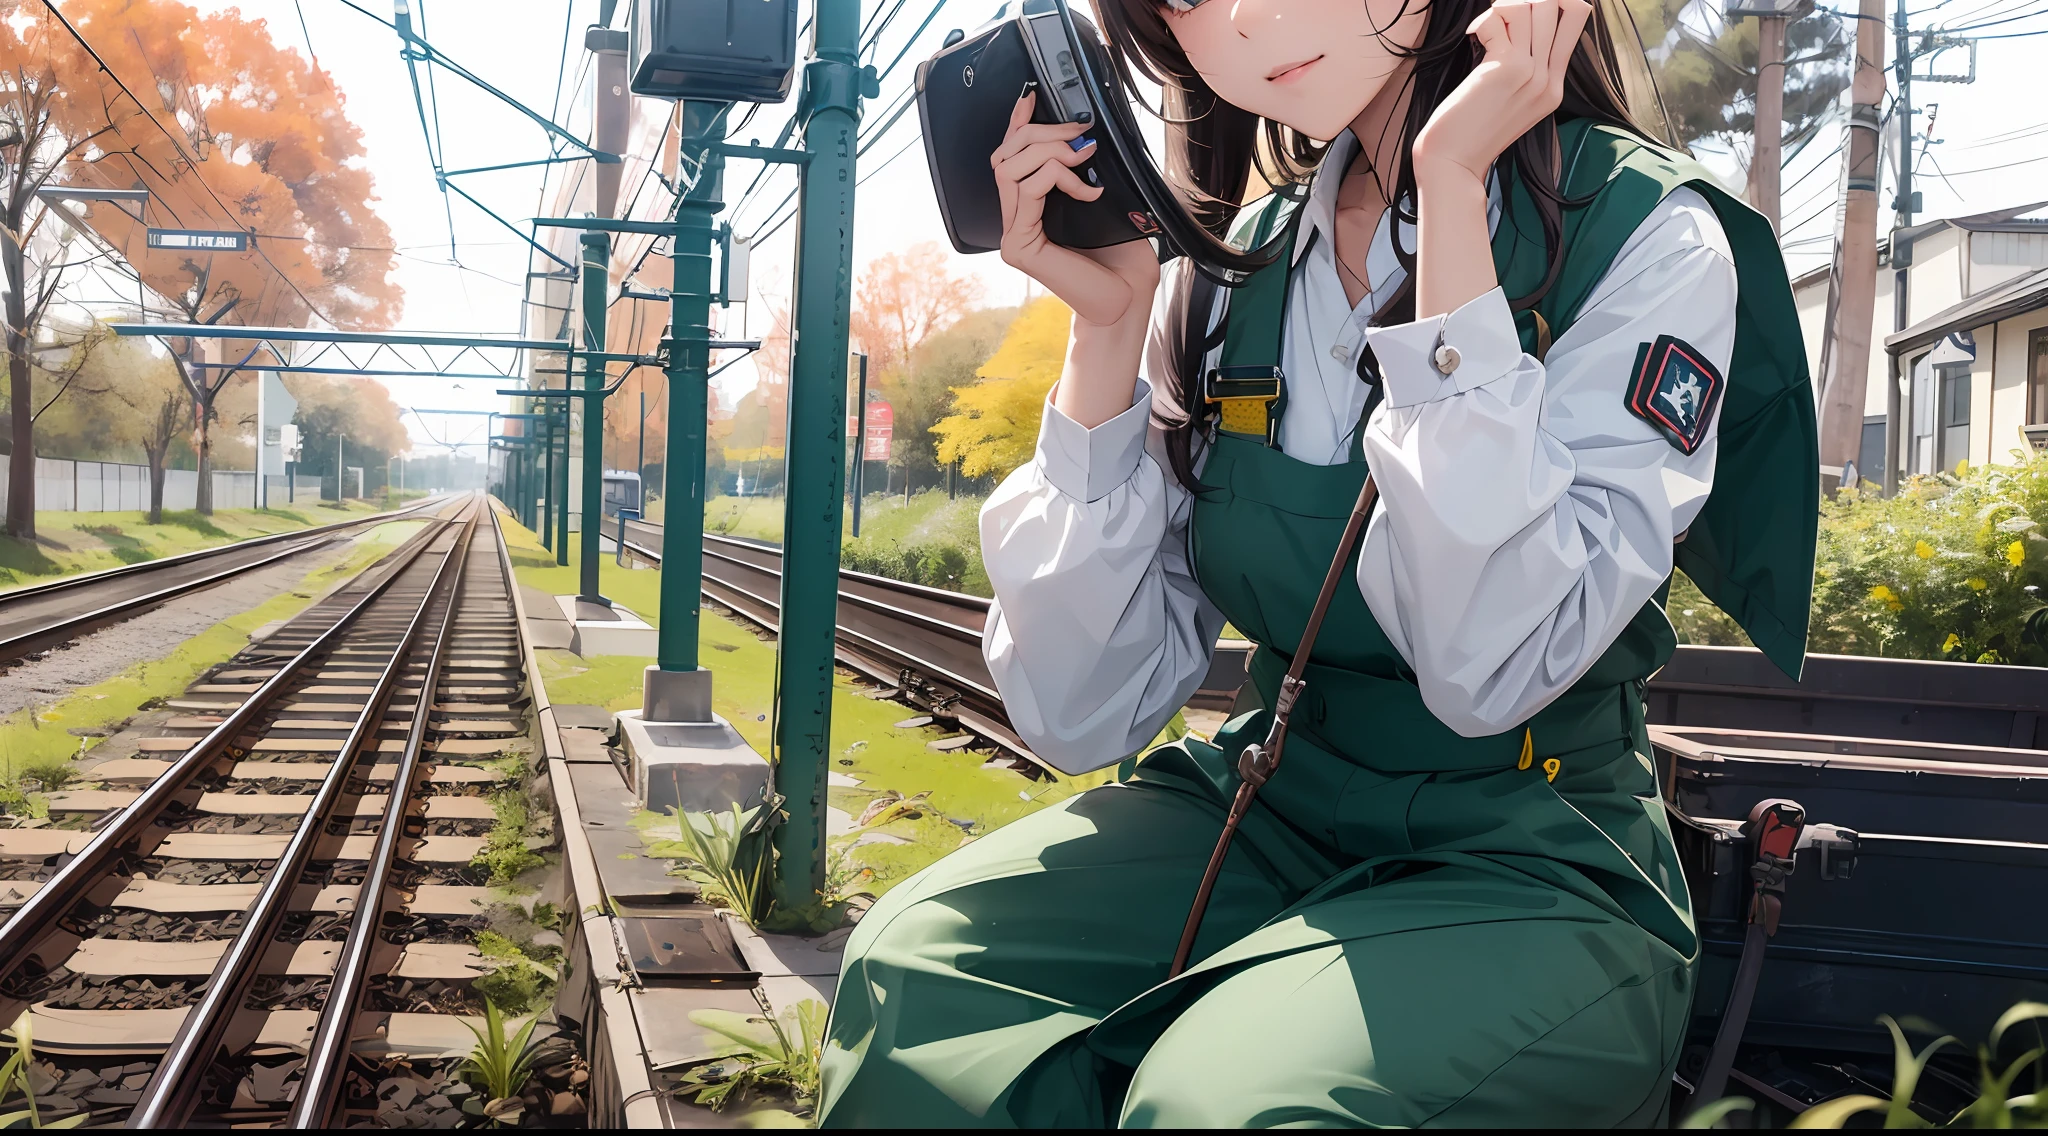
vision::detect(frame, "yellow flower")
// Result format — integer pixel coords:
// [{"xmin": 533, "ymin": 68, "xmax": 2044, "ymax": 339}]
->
[
  {"xmin": 1943, "ymin": 633, "xmax": 1962, "ymax": 653},
  {"xmin": 1868, "ymin": 584, "xmax": 1904, "ymax": 612},
  {"xmin": 2009, "ymin": 541, "xmax": 2026, "ymax": 568},
  {"xmin": 1967, "ymin": 577, "xmax": 1988, "ymax": 591},
  {"xmin": 1915, "ymin": 541, "xmax": 1935, "ymax": 559}
]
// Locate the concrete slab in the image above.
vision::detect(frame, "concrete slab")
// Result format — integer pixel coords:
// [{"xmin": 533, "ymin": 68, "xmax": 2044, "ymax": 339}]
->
[
  {"xmin": 554, "ymin": 595, "xmax": 658, "ymax": 657},
  {"xmin": 553, "ymin": 703, "xmax": 618, "ymax": 731},
  {"xmin": 521, "ymin": 585, "xmax": 572, "ymax": 650},
  {"xmin": 563, "ymin": 761, "xmax": 701, "ymax": 906},
  {"xmin": 634, "ymin": 985, "xmax": 767, "ymax": 1071},
  {"xmin": 560, "ymin": 726, "xmax": 616, "ymax": 765},
  {"xmin": 726, "ymin": 919, "xmax": 848, "ymax": 978},
  {"xmin": 617, "ymin": 711, "xmax": 770, "ymax": 816}
]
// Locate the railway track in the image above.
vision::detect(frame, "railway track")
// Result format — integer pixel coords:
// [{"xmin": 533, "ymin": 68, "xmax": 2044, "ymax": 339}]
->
[
  {"xmin": 617, "ymin": 517, "xmax": 1048, "ymax": 762},
  {"xmin": 0, "ymin": 495, "xmax": 447, "ymax": 664},
  {"xmin": 0, "ymin": 493, "xmax": 547, "ymax": 1127},
  {"xmin": 616, "ymin": 514, "xmax": 2048, "ymax": 759}
]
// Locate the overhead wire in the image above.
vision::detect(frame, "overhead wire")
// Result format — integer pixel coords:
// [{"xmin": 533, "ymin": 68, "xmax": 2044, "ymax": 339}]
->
[{"xmin": 42, "ymin": 0, "xmax": 341, "ymax": 326}]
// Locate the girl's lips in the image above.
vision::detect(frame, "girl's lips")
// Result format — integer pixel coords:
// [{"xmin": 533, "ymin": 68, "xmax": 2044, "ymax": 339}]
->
[{"xmin": 1265, "ymin": 54, "xmax": 1324, "ymax": 82}]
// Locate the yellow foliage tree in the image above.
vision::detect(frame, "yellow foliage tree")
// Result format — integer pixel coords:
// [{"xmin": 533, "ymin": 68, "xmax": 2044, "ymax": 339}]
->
[{"xmin": 931, "ymin": 296, "xmax": 1071, "ymax": 480}]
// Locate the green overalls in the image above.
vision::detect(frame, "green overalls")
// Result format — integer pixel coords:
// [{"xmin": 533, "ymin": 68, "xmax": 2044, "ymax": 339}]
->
[{"xmin": 819, "ymin": 120, "xmax": 1817, "ymax": 1128}]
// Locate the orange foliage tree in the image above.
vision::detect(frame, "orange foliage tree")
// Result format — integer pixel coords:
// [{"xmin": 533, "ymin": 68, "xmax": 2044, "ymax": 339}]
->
[{"xmin": 2, "ymin": 0, "xmax": 400, "ymax": 525}]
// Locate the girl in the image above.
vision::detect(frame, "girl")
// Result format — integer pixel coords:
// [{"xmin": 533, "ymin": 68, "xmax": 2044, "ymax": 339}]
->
[{"xmin": 823, "ymin": 0, "xmax": 1816, "ymax": 1124}]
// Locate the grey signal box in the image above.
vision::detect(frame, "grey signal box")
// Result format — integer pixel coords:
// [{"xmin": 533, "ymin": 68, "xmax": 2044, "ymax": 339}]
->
[{"xmin": 628, "ymin": 0, "xmax": 799, "ymax": 103}]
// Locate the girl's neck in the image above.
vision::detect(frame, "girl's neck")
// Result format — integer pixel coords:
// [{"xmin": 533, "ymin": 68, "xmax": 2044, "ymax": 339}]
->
[{"xmin": 1332, "ymin": 64, "xmax": 1415, "ymax": 306}]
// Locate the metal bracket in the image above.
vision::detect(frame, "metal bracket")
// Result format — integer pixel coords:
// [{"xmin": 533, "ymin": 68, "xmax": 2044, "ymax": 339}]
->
[
  {"xmin": 799, "ymin": 59, "xmax": 872, "ymax": 124},
  {"xmin": 715, "ymin": 142, "xmax": 813, "ymax": 165},
  {"xmin": 1796, "ymin": 823, "xmax": 1860, "ymax": 881}
]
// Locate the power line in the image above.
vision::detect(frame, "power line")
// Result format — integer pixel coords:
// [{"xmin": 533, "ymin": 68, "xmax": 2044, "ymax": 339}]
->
[{"xmin": 42, "ymin": 0, "xmax": 340, "ymax": 326}]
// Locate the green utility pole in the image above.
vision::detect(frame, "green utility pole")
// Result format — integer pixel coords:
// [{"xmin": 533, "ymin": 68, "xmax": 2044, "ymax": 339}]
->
[
  {"xmin": 554, "ymin": 396, "xmax": 572, "ymax": 566},
  {"xmin": 641, "ymin": 100, "xmax": 728, "ymax": 724},
  {"xmin": 538, "ymin": 398, "xmax": 555, "ymax": 550},
  {"xmin": 771, "ymin": 3, "xmax": 869, "ymax": 912},
  {"xmin": 579, "ymin": 231, "xmax": 611, "ymax": 604}
]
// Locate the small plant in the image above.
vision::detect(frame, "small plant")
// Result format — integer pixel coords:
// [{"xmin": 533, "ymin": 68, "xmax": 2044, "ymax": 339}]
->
[
  {"xmin": 675, "ymin": 999, "xmax": 827, "ymax": 1119},
  {"xmin": 458, "ymin": 997, "xmax": 544, "ymax": 1127},
  {"xmin": 8, "ymin": 758, "xmax": 76, "ymax": 796},
  {"xmin": 472, "ymin": 930, "xmax": 559, "ymax": 1015},
  {"xmin": 471, "ymin": 786, "xmax": 546, "ymax": 887},
  {"xmin": 1691, "ymin": 1001, "xmax": 2048, "ymax": 1129},
  {"xmin": 0, "ymin": 1013, "xmax": 87, "ymax": 1128},
  {"xmin": 662, "ymin": 799, "xmax": 779, "ymax": 925}
]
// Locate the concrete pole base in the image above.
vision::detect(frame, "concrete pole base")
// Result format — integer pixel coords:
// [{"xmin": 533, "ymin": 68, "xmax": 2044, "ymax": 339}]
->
[{"xmin": 643, "ymin": 665, "xmax": 714, "ymax": 725}]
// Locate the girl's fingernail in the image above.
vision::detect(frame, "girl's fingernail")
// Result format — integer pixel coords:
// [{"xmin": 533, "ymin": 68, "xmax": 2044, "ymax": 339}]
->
[{"xmin": 1068, "ymin": 136, "xmax": 1095, "ymax": 152}]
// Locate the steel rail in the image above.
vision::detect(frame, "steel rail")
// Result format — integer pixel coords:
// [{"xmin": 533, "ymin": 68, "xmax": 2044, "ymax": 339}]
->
[
  {"xmin": 615, "ymin": 525, "xmax": 1044, "ymax": 760},
  {"xmin": 129, "ymin": 501, "xmax": 481, "ymax": 1128},
  {"xmin": 0, "ymin": 494, "xmax": 442, "ymax": 607},
  {"xmin": 0, "ymin": 496, "xmax": 448, "ymax": 662},
  {"xmin": 0, "ymin": 513, "xmax": 461, "ymax": 1011},
  {"xmin": 290, "ymin": 507, "xmax": 479, "ymax": 1126}
]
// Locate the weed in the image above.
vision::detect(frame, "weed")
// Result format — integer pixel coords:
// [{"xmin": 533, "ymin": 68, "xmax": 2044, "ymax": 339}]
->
[
  {"xmin": 652, "ymin": 800, "xmax": 779, "ymax": 925},
  {"xmin": 7, "ymin": 758, "xmax": 76, "ymax": 795},
  {"xmin": 0, "ymin": 1012, "xmax": 87, "ymax": 1128},
  {"xmin": 458, "ymin": 997, "xmax": 544, "ymax": 1127},
  {"xmin": 1695, "ymin": 1001, "xmax": 2048, "ymax": 1128},
  {"xmin": 675, "ymin": 999, "xmax": 827, "ymax": 1119},
  {"xmin": 471, "ymin": 786, "xmax": 545, "ymax": 888},
  {"xmin": 472, "ymin": 930, "xmax": 559, "ymax": 1015}
]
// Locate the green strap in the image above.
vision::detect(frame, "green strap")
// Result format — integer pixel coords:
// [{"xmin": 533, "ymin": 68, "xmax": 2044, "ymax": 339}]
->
[{"xmin": 1209, "ymin": 201, "xmax": 1297, "ymax": 444}]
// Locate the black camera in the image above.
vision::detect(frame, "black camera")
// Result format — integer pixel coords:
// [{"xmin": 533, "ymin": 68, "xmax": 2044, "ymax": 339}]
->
[{"xmin": 915, "ymin": 0, "xmax": 1291, "ymax": 284}]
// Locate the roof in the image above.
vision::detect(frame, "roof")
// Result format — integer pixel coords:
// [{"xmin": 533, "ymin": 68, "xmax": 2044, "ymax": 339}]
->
[
  {"xmin": 1785, "ymin": 201, "xmax": 2048, "ymax": 295},
  {"xmin": 1884, "ymin": 263, "xmax": 2048, "ymax": 356}
]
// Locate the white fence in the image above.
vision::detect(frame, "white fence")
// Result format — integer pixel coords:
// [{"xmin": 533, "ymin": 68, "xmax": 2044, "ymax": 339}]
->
[{"xmin": 0, "ymin": 456, "xmax": 320, "ymax": 515}]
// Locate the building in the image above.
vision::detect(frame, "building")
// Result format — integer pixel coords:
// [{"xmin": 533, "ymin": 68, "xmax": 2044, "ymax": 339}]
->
[{"xmin": 1792, "ymin": 202, "xmax": 2048, "ymax": 488}]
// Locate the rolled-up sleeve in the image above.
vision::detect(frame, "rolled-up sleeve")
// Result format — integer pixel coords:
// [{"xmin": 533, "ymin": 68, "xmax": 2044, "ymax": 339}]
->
[
  {"xmin": 1354, "ymin": 187, "xmax": 1735, "ymax": 737},
  {"xmin": 980, "ymin": 266, "xmax": 1225, "ymax": 773}
]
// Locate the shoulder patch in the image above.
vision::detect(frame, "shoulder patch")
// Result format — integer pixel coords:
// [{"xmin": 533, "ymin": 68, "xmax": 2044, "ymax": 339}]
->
[{"xmin": 1626, "ymin": 335, "xmax": 1724, "ymax": 455}]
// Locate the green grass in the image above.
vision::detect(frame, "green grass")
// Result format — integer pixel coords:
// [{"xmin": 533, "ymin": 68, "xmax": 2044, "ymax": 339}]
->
[
  {"xmin": 504, "ymin": 514, "xmax": 1117, "ymax": 898},
  {"xmin": 0, "ymin": 498, "xmax": 395, "ymax": 590},
  {"xmin": 0, "ymin": 532, "xmax": 406, "ymax": 794}
]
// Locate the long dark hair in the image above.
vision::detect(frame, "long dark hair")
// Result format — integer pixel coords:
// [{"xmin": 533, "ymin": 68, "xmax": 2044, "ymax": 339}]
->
[{"xmin": 1096, "ymin": 0, "xmax": 1678, "ymax": 489}]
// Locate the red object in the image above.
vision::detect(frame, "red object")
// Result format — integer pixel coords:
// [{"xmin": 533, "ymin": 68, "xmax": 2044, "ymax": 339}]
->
[{"xmin": 848, "ymin": 399, "xmax": 893, "ymax": 461}]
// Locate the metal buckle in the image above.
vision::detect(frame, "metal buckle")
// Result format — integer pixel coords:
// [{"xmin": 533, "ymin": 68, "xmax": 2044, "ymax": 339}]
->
[{"xmin": 1204, "ymin": 365, "xmax": 1283, "ymax": 445}]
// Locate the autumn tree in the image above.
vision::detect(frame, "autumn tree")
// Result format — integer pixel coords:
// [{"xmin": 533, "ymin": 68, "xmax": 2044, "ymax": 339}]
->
[
  {"xmin": 892, "ymin": 306, "xmax": 1018, "ymax": 491},
  {"xmin": 933, "ymin": 296, "xmax": 1071, "ymax": 481},
  {"xmin": 48, "ymin": 0, "xmax": 402, "ymax": 515},
  {"xmin": 849, "ymin": 243, "xmax": 982, "ymax": 489}
]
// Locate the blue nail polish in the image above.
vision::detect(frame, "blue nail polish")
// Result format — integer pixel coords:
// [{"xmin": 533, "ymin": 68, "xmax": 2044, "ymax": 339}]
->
[{"xmin": 1068, "ymin": 135, "xmax": 1094, "ymax": 152}]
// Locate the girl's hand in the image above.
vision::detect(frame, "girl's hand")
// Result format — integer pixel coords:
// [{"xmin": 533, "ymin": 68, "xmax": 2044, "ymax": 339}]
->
[
  {"xmin": 993, "ymin": 90, "xmax": 1160, "ymax": 330},
  {"xmin": 1411, "ymin": 0, "xmax": 1593, "ymax": 191},
  {"xmin": 993, "ymin": 89, "xmax": 1160, "ymax": 428}
]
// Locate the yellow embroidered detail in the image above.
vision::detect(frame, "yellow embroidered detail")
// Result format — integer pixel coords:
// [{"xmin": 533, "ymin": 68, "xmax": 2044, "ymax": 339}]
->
[
  {"xmin": 1215, "ymin": 398, "xmax": 1272, "ymax": 436},
  {"xmin": 1543, "ymin": 757, "xmax": 1562, "ymax": 783},
  {"xmin": 1516, "ymin": 729, "xmax": 1534, "ymax": 771}
]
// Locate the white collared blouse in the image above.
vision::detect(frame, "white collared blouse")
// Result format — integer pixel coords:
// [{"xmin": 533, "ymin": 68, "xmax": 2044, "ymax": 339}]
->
[{"xmin": 979, "ymin": 131, "xmax": 1738, "ymax": 773}]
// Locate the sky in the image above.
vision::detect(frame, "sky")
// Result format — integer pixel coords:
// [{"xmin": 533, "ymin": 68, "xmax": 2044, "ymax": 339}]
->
[{"xmin": 172, "ymin": 0, "xmax": 2048, "ymax": 456}]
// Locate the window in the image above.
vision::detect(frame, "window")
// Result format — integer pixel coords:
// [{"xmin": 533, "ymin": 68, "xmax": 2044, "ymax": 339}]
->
[
  {"xmin": 1938, "ymin": 363, "xmax": 1971, "ymax": 473},
  {"xmin": 1909, "ymin": 352, "xmax": 1936, "ymax": 475},
  {"xmin": 1909, "ymin": 353, "xmax": 1974, "ymax": 475},
  {"xmin": 2030, "ymin": 328, "xmax": 2048, "ymax": 426}
]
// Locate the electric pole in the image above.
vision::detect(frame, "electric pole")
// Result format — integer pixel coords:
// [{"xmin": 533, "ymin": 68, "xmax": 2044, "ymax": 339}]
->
[
  {"xmin": 1749, "ymin": 7, "xmax": 1791, "ymax": 230},
  {"xmin": 771, "ymin": 0, "xmax": 868, "ymax": 912},
  {"xmin": 1814, "ymin": 0, "xmax": 1888, "ymax": 485}
]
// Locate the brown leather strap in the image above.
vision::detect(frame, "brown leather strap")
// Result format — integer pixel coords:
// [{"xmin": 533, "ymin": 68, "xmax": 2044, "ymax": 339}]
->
[{"xmin": 1169, "ymin": 472, "xmax": 1380, "ymax": 978}]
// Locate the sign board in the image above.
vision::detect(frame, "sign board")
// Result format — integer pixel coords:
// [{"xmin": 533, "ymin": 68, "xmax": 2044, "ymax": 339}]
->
[
  {"xmin": 848, "ymin": 399, "xmax": 893, "ymax": 462},
  {"xmin": 146, "ymin": 227, "xmax": 248, "ymax": 252}
]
